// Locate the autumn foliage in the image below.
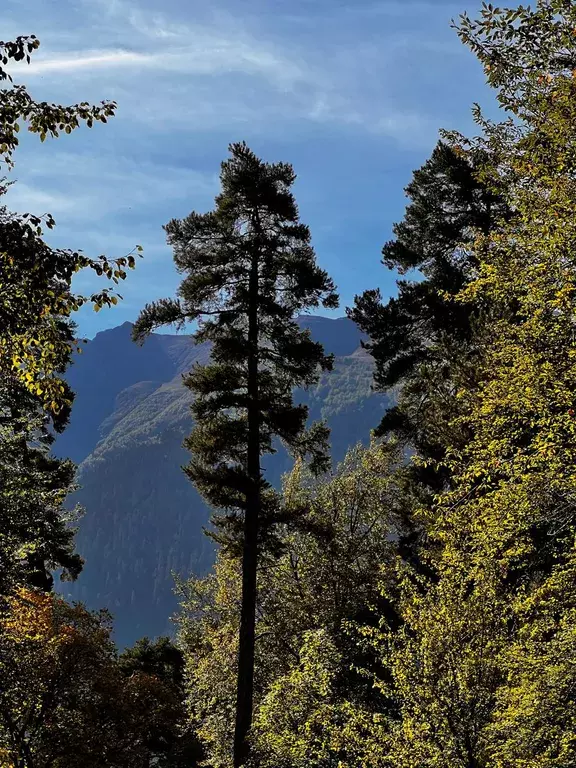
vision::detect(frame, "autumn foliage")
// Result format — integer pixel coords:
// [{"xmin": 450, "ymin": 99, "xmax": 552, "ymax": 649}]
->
[{"xmin": 0, "ymin": 589, "xmax": 193, "ymax": 768}]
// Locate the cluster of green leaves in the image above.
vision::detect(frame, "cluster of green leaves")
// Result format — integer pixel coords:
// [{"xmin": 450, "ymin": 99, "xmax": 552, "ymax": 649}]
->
[
  {"xmin": 0, "ymin": 200, "xmax": 142, "ymax": 416},
  {"xmin": 0, "ymin": 35, "xmax": 141, "ymax": 416},
  {"xmin": 176, "ymin": 441, "xmax": 402, "ymax": 767},
  {"xmin": 0, "ymin": 36, "xmax": 115, "ymax": 167}
]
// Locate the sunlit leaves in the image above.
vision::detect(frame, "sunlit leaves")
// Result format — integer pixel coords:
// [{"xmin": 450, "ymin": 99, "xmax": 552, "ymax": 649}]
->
[
  {"xmin": 0, "ymin": 590, "xmax": 195, "ymax": 768},
  {"xmin": 0, "ymin": 33, "xmax": 142, "ymax": 417},
  {"xmin": 0, "ymin": 36, "xmax": 116, "ymax": 168},
  {"xmin": 0, "ymin": 202, "xmax": 143, "ymax": 416}
]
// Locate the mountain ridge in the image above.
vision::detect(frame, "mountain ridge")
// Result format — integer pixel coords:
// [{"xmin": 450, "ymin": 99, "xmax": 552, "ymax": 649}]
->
[{"xmin": 55, "ymin": 316, "xmax": 387, "ymax": 646}]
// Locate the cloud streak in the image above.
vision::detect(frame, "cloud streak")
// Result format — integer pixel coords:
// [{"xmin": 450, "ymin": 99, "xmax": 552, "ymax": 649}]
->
[
  {"xmin": 24, "ymin": 49, "xmax": 151, "ymax": 75},
  {"xmin": 9, "ymin": 0, "xmax": 458, "ymax": 150},
  {"xmin": 2, "ymin": 0, "xmax": 491, "ymax": 339},
  {"xmin": 20, "ymin": 37, "xmax": 304, "ymax": 94}
]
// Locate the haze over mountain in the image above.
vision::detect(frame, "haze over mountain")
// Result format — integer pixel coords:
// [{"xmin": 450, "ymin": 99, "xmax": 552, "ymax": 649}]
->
[{"xmin": 55, "ymin": 316, "xmax": 388, "ymax": 646}]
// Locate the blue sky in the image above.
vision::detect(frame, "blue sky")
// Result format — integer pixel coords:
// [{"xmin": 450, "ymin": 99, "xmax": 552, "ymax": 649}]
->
[{"xmin": 3, "ymin": 0, "xmax": 495, "ymax": 338}]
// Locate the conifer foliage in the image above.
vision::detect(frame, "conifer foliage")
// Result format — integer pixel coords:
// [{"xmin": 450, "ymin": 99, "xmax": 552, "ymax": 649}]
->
[
  {"xmin": 349, "ymin": 140, "xmax": 508, "ymax": 450},
  {"xmin": 134, "ymin": 142, "xmax": 338, "ymax": 766}
]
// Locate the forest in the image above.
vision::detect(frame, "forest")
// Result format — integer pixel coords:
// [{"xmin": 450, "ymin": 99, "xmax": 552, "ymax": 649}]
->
[{"xmin": 3, "ymin": 1, "xmax": 576, "ymax": 766}]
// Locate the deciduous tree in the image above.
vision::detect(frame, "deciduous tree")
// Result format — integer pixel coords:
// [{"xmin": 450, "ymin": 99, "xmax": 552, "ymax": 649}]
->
[
  {"xmin": 0, "ymin": 590, "xmax": 198, "ymax": 768},
  {"xmin": 0, "ymin": 33, "xmax": 140, "ymax": 595},
  {"xmin": 176, "ymin": 442, "xmax": 402, "ymax": 767}
]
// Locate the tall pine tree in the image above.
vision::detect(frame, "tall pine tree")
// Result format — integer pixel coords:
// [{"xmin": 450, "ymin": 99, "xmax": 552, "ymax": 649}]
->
[
  {"xmin": 349, "ymin": 140, "xmax": 509, "ymax": 451},
  {"xmin": 348, "ymin": 141, "xmax": 511, "ymax": 577},
  {"xmin": 133, "ymin": 142, "xmax": 338, "ymax": 766}
]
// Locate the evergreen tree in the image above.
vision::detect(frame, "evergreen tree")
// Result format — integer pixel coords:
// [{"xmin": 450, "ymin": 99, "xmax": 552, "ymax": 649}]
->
[
  {"xmin": 348, "ymin": 140, "xmax": 508, "ymax": 455},
  {"xmin": 134, "ymin": 142, "xmax": 338, "ymax": 766},
  {"xmin": 119, "ymin": 636, "xmax": 185, "ymax": 689},
  {"xmin": 119, "ymin": 637, "xmax": 204, "ymax": 767},
  {"xmin": 347, "ymin": 140, "xmax": 511, "ymax": 585},
  {"xmin": 0, "ymin": 397, "xmax": 82, "ymax": 594}
]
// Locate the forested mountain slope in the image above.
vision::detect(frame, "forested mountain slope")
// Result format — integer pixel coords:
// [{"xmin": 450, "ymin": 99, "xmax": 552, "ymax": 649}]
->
[{"xmin": 55, "ymin": 317, "xmax": 388, "ymax": 646}]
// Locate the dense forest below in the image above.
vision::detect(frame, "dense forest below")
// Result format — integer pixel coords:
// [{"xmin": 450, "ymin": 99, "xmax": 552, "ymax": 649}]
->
[{"xmin": 4, "ymin": 2, "xmax": 576, "ymax": 767}]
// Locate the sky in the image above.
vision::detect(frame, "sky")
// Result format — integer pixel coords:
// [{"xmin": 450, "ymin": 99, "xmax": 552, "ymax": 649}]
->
[{"xmin": 3, "ymin": 0, "xmax": 496, "ymax": 339}]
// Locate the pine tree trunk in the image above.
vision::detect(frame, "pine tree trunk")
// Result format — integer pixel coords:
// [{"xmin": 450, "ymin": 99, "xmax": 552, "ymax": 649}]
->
[{"xmin": 233, "ymin": 251, "xmax": 260, "ymax": 768}]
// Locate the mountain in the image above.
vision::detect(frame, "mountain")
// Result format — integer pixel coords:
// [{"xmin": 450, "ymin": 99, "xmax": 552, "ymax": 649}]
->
[{"xmin": 55, "ymin": 317, "xmax": 388, "ymax": 647}]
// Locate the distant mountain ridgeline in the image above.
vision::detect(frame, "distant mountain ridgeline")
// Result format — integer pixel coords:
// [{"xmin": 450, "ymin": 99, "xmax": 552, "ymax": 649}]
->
[{"xmin": 55, "ymin": 317, "xmax": 388, "ymax": 647}]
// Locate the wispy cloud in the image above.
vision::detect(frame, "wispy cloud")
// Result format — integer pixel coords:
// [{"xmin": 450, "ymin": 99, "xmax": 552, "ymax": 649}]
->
[
  {"xmin": 73, "ymin": 0, "xmax": 306, "ymax": 88},
  {"xmin": 24, "ymin": 50, "xmax": 151, "ymax": 75},
  {"xmin": 9, "ymin": 0, "xmax": 455, "ymax": 148},
  {"xmin": 19, "ymin": 37, "xmax": 304, "ymax": 93},
  {"xmin": 3, "ymin": 0, "xmax": 490, "ymax": 338}
]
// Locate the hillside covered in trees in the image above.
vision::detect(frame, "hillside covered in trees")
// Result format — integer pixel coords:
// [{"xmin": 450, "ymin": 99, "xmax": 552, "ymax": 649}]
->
[
  {"xmin": 4, "ymin": 1, "xmax": 576, "ymax": 767},
  {"xmin": 55, "ymin": 316, "xmax": 387, "ymax": 646}
]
